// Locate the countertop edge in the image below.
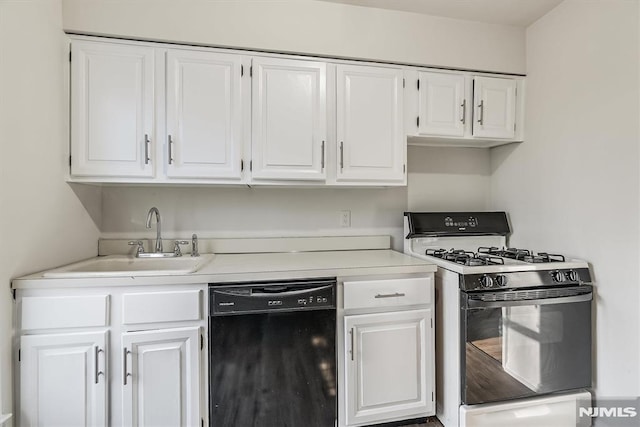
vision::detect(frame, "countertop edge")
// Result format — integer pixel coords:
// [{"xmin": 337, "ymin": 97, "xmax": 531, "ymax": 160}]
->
[{"xmin": 12, "ymin": 250, "xmax": 436, "ymax": 289}]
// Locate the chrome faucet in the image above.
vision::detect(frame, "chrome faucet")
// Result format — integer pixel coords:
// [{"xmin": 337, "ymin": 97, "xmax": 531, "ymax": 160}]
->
[{"xmin": 146, "ymin": 207, "xmax": 163, "ymax": 253}]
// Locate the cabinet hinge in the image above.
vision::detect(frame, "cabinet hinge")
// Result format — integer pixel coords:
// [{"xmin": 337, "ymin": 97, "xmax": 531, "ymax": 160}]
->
[
  {"xmin": 69, "ymin": 155, "xmax": 72, "ymax": 167},
  {"xmin": 18, "ymin": 349, "xmax": 21, "ymax": 362},
  {"xmin": 11, "ymin": 288, "xmax": 16, "ymax": 300},
  {"xmin": 514, "ymin": 122, "xmax": 516, "ymax": 131},
  {"xmin": 250, "ymin": 66, "xmax": 253, "ymax": 77},
  {"xmin": 240, "ymin": 159, "xmax": 244, "ymax": 171},
  {"xmin": 241, "ymin": 65, "xmax": 244, "ymax": 77},
  {"xmin": 417, "ymin": 79, "xmax": 420, "ymax": 90},
  {"xmin": 200, "ymin": 333, "xmax": 204, "ymax": 351},
  {"xmin": 402, "ymin": 78, "xmax": 405, "ymax": 88},
  {"xmin": 69, "ymin": 50, "xmax": 72, "ymax": 62},
  {"xmin": 416, "ymin": 117, "xmax": 420, "ymax": 127},
  {"xmin": 249, "ymin": 160, "xmax": 253, "ymax": 171},
  {"xmin": 403, "ymin": 164, "xmax": 406, "ymax": 174},
  {"xmin": 431, "ymin": 318, "xmax": 433, "ymax": 328},
  {"xmin": 432, "ymin": 391, "xmax": 434, "ymax": 401}
]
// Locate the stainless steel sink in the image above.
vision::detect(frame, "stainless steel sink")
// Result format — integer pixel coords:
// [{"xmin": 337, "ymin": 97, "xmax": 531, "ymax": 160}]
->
[{"xmin": 42, "ymin": 254, "xmax": 214, "ymax": 278}]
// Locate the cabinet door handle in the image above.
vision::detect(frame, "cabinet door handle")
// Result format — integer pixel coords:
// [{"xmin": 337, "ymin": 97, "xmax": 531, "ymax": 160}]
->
[
  {"xmin": 144, "ymin": 134, "xmax": 151, "ymax": 165},
  {"xmin": 123, "ymin": 347, "xmax": 132, "ymax": 385},
  {"xmin": 460, "ymin": 100, "xmax": 466, "ymax": 124},
  {"xmin": 349, "ymin": 328, "xmax": 354, "ymax": 361},
  {"xmin": 374, "ymin": 292, "xmax": 406, "ymax": 299},
  {"xmin": 339, "ymin": 141, "xmax": 344, "ymax": 171},
  {"xmin": 94, "ymin": 346, "xmax": 104, "ymax": 384},
  {"xmin": 168, "ymin": 135, "xmax": 174, "ymax": 165},
  {"xmin": 477, "ymin": 100, "xmax": 484, "ymax": 125},
  {"xmin": 321, "ymin": 140, "xmax": 325, "ymax": 170}
]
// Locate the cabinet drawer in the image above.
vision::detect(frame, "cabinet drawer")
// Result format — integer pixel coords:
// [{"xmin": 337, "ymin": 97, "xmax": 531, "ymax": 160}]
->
[
  {"xmin": 21, "ymin": 295, "xmax": 109, "ymax": 330},
  {"xmin": 343, "ymin": 277, "xmax": 432, "ymax": 310},
  {"xmin": 122, "ymin": 290, "xmax": 202, "ymax": 325}
]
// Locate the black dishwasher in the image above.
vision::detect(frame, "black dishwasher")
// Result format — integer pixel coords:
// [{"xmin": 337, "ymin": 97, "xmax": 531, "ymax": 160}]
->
[{"xmin": 209, "ymin": 278, "xmax": 337, "ymax": 427}]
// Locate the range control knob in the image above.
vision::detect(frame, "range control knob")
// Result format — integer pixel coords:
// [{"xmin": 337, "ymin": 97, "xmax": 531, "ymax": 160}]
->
[
  {"xmin": 479, "ymin": 275, "xmax": 494, "ymax": 288},
  {"xmin": 551, "ymin": 270, "xmax": 566, "ymax": 283},
  {"xmin": 565, "ymin": 270, "xmax": 579, "ymax": 282},
  {"xmin": 495, "ymin": 274, "xmax": 508, "ymax": 287}
]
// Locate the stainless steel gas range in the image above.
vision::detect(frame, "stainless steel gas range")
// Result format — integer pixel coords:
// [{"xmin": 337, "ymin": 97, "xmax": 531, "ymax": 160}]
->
[{"xmin": 403, "ymin": 212, "xmax": 592, "ymax": 427}]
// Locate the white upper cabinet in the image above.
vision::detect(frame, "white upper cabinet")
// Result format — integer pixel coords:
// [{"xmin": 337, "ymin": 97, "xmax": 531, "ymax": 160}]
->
[
  {"xmin": 251, "ymin": 57, "xmax": 327, "ymax": 181},
  {"xmin": 417, "ymin": 72, "xmax": 466, "ymax": 137},
  {"xmin": 71, "ymin": 40, "xmax": 155, "ymax": 178},
  {"xmin": 166, "ymin": 49, "xmax": 244, "ymax": 180},
  {"xmin": 407, "ymin": 69, "xmax": 524, "ymax": 147},
  {"xmin": 336, "ymin": 65, "xmax": 405, "ymax": 184},
  {"xmin": 472, "ymin": 76, "xmax": 517, "ymax": 139}
]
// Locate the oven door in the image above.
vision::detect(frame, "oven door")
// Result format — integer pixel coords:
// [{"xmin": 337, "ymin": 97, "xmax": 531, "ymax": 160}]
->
[{"xmin": 460, "ymin": 286, "xmax": 592, "ymax": 405}]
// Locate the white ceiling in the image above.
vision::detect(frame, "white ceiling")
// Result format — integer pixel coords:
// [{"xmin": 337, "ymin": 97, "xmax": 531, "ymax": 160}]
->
[{"xmin": 318, "ymin": 0, "xmax": 565, "ymax": 27}]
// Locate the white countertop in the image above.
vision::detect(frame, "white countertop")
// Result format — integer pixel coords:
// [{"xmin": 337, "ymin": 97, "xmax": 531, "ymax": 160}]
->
[{"xmin": 12, "ymin": 249, "xmax": 436, "ymax": 289}]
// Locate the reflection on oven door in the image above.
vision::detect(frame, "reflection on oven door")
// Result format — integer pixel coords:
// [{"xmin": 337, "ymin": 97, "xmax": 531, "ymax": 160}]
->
[{"xmin": 502, "ymin": 306, "xmax": 563, "ymax": 392}]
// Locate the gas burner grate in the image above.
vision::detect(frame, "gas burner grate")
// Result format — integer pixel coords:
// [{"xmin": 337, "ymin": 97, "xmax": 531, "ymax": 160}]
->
[
  {"xmin": 426, "ymin": 248, "xmax": 504, "ymax": 266},
  {"xmin": 477, "ymin": 247, "xmax": 566, "ymax": 263},
  {"xmin": 478, "ymin": 246, "xmax": 531, "ymax": 259},
  {"xmin": 522, "ymin": 252, "xmax": 566, "ymax": 263}
]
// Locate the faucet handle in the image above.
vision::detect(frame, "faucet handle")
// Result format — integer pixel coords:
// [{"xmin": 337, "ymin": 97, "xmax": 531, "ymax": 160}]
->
[
  {"xmin": 173, "ymin": 240, "xmax": 189, "ymax": 257},
  {"xmin": 128, "ymin": 240, "xmax": 145, "ymax": 256},
  {"xmin": 191, "ymin": 234, "xmax": 199, "ymax": 257}
]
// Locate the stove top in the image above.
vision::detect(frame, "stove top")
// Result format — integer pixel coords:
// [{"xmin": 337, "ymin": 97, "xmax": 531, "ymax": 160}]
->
[
  {"xmin": 429, "ymin": 247, "xmax": 568, "ymax": 266},
  {"xmin": 403, "ymin": 211, "xmax": 592, "ymax": 291}
]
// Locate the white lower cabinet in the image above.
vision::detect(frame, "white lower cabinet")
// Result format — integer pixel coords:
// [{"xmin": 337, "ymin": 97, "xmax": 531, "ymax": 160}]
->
[
  {"xmin": 344, "ymin": 310, "xmax": 433, "ymax": 426},
  {"xmin": 20, "ymin": 330, "xmax": 108, "ymax": 427},
  {"xmin": 16, "ymin": 285, "xmax": 206, "ymax": 427},
  {"xmin": 340, "ymin": 275, "xmax": 435, "ymax": 427},
  {"xmin": 121, "ymin": 327, "xmax": 201, "ymax": 427}
]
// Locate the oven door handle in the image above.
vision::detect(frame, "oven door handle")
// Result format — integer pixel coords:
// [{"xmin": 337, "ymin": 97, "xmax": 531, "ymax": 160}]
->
[{"xmin": 464, "ymin": 292, "xmax": 592, "ymax": 309}]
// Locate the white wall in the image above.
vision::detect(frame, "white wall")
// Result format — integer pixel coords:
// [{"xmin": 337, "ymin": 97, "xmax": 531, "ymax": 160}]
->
[
  {"xmin": 100, "ymin": 186, "xmax": 408, "ymax": 249},
  {"xmin": 491, "ymin": 0, "xmax": 640, "ymax": 410},
  {"xmin": 408, "ymin": 146, "xmax": 492, "ymax": 212},
  {"xmin": 0, "ymin": 0, "xmax": 101, "ymax": 421},
  {"xmin": 61, "ymin": 0, "xmax": 526, "ymax": 74},
  {"xmin": 99, "ymin": 147, "xmax": 494, "ymax": 251}
]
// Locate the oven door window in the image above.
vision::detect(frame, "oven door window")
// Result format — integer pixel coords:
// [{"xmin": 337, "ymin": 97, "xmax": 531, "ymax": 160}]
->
[{"xmin": 461, "ymin": 294, "xmax": 591, "ymax": 405}]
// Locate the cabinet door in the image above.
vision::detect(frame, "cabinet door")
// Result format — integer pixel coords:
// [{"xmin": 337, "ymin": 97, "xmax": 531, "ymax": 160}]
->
[
  {"xmin": 472, "ymin": 76, "xmax": 517, "ymax": 139},
  {"xmin": 417, "ymin": 72, "xmax": 466, "ymax": 137},
  {"xmin": 251, "ymin": 57, "xmax": 327, "ymax": 181},
  {"xmin": 336, "ymin": 65, "xmax": 405, "ymax": 184},
  {"xmin": 122, "ymin": 327, "xmax": 201, "ymax": 427},
  {"xmin": 166, "ymin": 49, "xmax": 244, "ymax": 180},
  {"xmin": 344, "ymin": 309, "xmax": 433, "ymax": 426},
  {"xmin": 71, "ymin": 40, "xmax": 155, "ymax": 177},
  {"xmin": 20, "ymin": 331, "xmax": 108, "ymax": 427}
]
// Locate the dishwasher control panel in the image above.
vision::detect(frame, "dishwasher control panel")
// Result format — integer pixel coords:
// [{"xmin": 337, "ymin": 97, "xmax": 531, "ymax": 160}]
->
[
  {"xmin": 297, "ymin": 295, "xmax": 330, "ymax": 305},
  {"xmin": 210, "ymin": 278, "xmax": 336, "ymax": 315}
]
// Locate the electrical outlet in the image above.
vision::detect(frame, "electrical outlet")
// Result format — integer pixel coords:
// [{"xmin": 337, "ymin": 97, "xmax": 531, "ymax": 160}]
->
[{"xmin": 339, "ymin": 210, "xmax": 351, "ymax": 227}]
